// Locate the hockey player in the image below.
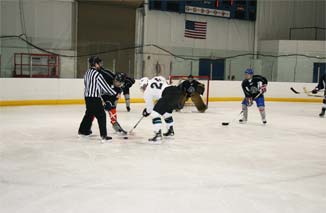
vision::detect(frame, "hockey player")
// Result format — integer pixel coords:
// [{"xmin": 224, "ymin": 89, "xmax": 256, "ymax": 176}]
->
[
  {"xmin": 311, "ymin": 73, "xmax": 326, "ymax": 117},
  {"xmin": 240, "ymin": 68, "xmax": 268, "ymax": 124},
  {"xmin": 140, "ymin": 76, "xmax": 183, "ymax": 142},
  {"xmin": 122, "ymin": 75, "xmax": 135, "ymax": 112},
  {"xmin": 177, "ymin": 75, "xmax": 207, "ymax": 112},
  {"xmin": 99, "ymin": 68, "xmax": 128, "ymax": 134}
]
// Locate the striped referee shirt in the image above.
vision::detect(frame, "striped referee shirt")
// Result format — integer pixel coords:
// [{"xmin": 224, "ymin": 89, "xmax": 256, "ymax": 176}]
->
[{"xmin": 84, "ymin": 68, "xmax": 116, "ymax": 97}]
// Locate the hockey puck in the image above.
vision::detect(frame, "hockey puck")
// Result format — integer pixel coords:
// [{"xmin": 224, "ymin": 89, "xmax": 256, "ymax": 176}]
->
[
  {"xmin": 221, "ymin": 122, "xmax": 230, "ymax": 126},
  {"xmin": 123, "ymin": 136, "xmax": 128, "ymax": 139}
]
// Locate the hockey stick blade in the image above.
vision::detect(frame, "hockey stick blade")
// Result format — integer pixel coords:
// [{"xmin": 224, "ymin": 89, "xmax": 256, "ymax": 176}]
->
[
  {"xmin": 221, "ymin": 111, "xmax": 243, "ymax": 126},
  {"xmin": 290, "ymin": 87, "xmax": 300, "ymax": 94}
]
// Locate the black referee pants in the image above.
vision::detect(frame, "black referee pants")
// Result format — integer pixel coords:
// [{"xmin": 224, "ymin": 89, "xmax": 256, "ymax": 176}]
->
[{"xmin": 78, "ymin": 97, "xmax": 107, "ymax": 137}]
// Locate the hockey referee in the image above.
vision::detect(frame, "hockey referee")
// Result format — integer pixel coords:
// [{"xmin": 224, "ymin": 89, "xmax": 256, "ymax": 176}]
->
[{"xmin": 78, "ymin": 56, "xmax": 116, "ymax": 141}]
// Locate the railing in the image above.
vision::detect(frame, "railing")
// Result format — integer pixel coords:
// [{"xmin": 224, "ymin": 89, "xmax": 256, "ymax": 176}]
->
[{"xmin": 13, "ymin": 53, "xmax": 60, "ymax": 78}]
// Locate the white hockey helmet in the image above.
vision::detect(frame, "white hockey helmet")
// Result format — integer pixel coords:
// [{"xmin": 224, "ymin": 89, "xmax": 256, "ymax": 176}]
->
[{"xmin": 139, "ymin": 77, "xmax": 149, "ymax": 90}]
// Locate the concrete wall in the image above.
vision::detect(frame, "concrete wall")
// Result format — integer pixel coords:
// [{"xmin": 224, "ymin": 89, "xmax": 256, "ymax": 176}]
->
[
  {"xmin": 139, "ymin": 9, "xmax": 255, "ymax": 78},
  {"xmin": 77, "ymin": 1, "xmax": 136, "ymax": 78},
  {"xmin": 256, "ymin": 0, "xmax": 326, "ymax": 40},
  {"xmin": 0, "ymin": 0, "xmax": 77, "ymax": 78},
  {"xmin": 1, "ymin": 0, "xmax": 74, "ymax": 49},
  {"xmin": 136, "ymin": 0, "xmax": 326, "ymax": 80},
  {"xmin": 1, "ymin": 0, "xmax": 325, "ymax": 80},
  {"xmin": 144, "ymin": 10, "xmax": 255, "ymax": 51},
  {"xmin": 0, "ymin": 78, "xmax": 322, "ymax": 106},
  {"xmin": 259, "ymin": 40, "xmax": 326, "ymax": 82}
]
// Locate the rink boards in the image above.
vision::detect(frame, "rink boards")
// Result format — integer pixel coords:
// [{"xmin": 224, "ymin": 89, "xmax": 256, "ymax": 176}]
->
[{"xmin": 0, "ymin": 78, "xmax": 323, "ymax": 106}]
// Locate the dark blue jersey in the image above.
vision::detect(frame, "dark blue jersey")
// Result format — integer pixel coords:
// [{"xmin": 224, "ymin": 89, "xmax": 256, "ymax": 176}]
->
[{"xmin": 241, "ymin": 75, "xmax": 268, "ymax": 98}]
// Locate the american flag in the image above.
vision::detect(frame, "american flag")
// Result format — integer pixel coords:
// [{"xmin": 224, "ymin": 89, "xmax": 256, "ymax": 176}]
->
[{"xmin": 184, "ymin": 20, "xmax": 207, "ymax": 39}]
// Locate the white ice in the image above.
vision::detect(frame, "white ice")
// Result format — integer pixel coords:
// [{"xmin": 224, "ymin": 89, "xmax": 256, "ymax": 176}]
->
[{"xmin": 0, "ymin": 102, "xmax": 325, "ymax": 213}]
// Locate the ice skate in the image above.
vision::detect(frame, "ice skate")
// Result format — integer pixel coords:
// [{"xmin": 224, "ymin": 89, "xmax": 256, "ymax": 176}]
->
[
  {"xmin": 163, "ymin": 126, "xmax": 174, "ymax": 137},
  {"xmin": 148, "ymin": 130, "xmax": 162, "ymax": 142},
  {"xmin": 239, "ymin": 118, "xmax": 247, "ymax": 124},
  {"xmin": 101, "ymin": 135, "xmax": 112, "ymax": 143}
]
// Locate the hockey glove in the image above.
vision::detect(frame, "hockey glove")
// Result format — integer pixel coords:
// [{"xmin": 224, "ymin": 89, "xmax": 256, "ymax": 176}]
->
[
  {"xmin": 142, "ymin": 108, "xmax": 150, "ymax": 117},
  {"xmin": 260, "ymin": 84, "xmax": 267, "ymax": 93},
  {"xmin": 104, "ymin": 101, "xmax": 113, "ymax": 111},
  {"xmin": 196, "ymin": 84, "xmax": 205, "ymax": 95},
  {"xmin": 312, "ymin": 88, "xmax": 319, "ymax": 94}
]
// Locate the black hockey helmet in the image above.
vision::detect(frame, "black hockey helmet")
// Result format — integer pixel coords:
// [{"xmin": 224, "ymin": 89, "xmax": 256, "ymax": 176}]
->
[
  {"xmin": 88, "ymin": 56, "xmax": 102, "ymax": 66},
  {"xmin": 114, "ymin": 72, "xmax": 126, "ymax": 83},
  {"xmin": 188, "ymin": 74, "xmax": 194, "ymax": 82}
]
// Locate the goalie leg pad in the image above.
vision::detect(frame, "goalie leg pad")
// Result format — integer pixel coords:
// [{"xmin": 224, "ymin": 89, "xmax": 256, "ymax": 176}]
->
[
  {"xmin": 179, "ymin": 92, "xmax": 189, "ymax": 109},
  {"xmin": 191, "ymin": 92, "xmax": 207, "ymax": 112}
]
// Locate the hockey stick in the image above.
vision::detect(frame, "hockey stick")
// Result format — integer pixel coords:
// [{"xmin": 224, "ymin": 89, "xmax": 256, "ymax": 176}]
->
[
  {"xmin": 221, "ymin": 92, "xmax": 263, "ymax": 126},
  {"xmin": 303, "ymin": 87, "xmax": 324, "ymax": 97},
  {"xmin": 290, "ymin": 86, "xmax": 323, "ymax": 97},
  {"xmin": 128, "ymin": 116, "xmax": 145, "ymax": 134},
  {"xmin": 221, "ymin": 111, "xmax": 243, "ymax": 126},
  {"xmin": 290, "ymin": 87, "xmax": 300, "ymax": 94}
]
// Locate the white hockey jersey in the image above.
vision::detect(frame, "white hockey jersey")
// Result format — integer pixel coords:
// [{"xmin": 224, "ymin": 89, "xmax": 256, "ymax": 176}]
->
[{"xmin": 143, "ymin": 76, "xmax": 169, "ymax": 113}]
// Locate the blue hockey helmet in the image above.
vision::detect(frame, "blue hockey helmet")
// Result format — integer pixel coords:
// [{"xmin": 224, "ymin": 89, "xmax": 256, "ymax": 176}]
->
[{"xmin": 245, "ymin": 68, "xmax": 254, "ymax": 75}]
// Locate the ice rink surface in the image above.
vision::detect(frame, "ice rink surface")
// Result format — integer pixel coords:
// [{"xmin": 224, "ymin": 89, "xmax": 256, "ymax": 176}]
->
[{"xmin": 0, "ymin": 102, "xmax": 325, "ymax": 213}]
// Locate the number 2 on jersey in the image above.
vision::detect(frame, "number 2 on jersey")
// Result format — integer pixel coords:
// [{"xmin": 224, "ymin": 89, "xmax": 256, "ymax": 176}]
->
[
  {"xmin": 150, "ymin": 78, "xmax": 163, "ymax": 89},
  {"xmin": 150, "ymin": 82, "xmax": 163, "ymax": 89}
]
